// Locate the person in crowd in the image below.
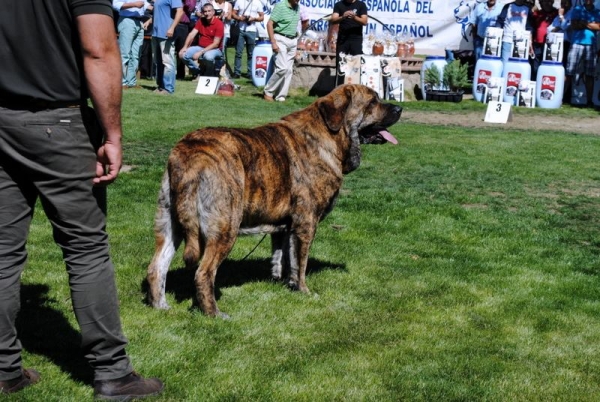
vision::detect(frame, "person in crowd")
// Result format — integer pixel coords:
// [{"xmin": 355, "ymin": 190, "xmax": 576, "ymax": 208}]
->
[
  {"xmin": 174, "ymin": 0, "xmax": 198, "ymax": 80},
  {"xmin": 149, "ymin": 0, "xmax": 183, "ymax": 94},
  {"xmin": 211, "ymin": 0, "xmax": 233, "ymax": 64},
  {"xmin": 565, "ymin": 0, "xmax": 600, "ymax": 107},
  {"xmin": 550, "ymin": 0, "xmax": 573, "ymax": 101},
  {"xmin": 470, "ymin": 0, "xmax": 502, "ymax": 61},
  {"xmin": 330, "ymin": 0, "xmax": 368, "ymax": 86},
  {"xmin": 263, "ymin": 0, "xmax": 308, "ymax": 102},
  {"xmin": 551, "ymin": 0, "xmax": 573, "ymax": 62},
  {"xmin": 531, "ymin": 0, "xmax": 558, "ymax": 78},
  {"xmin": 232, "ymin": 0, "xmax": 265, "ymax": 78},
  {"xmin": 0, "ymin": 0, "xmax": 164, "ymax": 399},
  {"xmin": 495, "ymin": 0, "xmax": 535, "ymax": 66},
  {"xmin": 179, "ymin": 3, "xmax": 224, "ymax": 77},
  {"xmin": 113, "ymin": 1, "xmax": 152, "ymax": 88}
]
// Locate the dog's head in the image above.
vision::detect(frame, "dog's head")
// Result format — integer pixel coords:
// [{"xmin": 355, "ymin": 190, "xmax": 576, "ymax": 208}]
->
[{"xmin": 317, "ymin": 84, "xmax": 402, "ymax": 173}]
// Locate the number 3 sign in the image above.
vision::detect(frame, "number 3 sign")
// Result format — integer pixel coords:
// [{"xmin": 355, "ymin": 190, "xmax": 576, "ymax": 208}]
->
[
  {"xmin": 484, "ymin": 101, "xmax": 513, "ymax": 124},
  {"xmin": 195, "ymin": 76, "xmax": 219, "ymax": 95}
]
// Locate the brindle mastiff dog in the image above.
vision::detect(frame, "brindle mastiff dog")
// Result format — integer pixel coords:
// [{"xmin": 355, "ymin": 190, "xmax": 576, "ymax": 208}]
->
[{"xmin": 147, "ymin": 84, "xmax": 401, "ymax": 317}]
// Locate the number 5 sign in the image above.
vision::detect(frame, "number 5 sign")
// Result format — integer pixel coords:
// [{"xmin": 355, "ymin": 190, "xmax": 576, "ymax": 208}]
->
[
  {"xmin": 195, "ymin": 76, "xmax": 219, "ymax": 95},
  {"xmin": 484, "ymin": 101, "xmax": 513, "ymax": 124}
]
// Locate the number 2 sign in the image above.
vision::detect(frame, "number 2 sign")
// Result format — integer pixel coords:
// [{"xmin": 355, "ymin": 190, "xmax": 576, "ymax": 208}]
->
[{"xmin": 195, "ymin": 76, "xmax": 219, "ymax": 95}]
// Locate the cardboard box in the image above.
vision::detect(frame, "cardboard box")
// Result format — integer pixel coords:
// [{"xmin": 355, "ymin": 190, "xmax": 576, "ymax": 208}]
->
[
  {"xmin": 361, "ymin": 55, "xmax": 383, "ymax": 97},
  {"xmin": 483, "ymin": 27, "xmax": 503, "ymax": 57},
  {"xmin": 385, "ymin": 78, "xmax": 404, "ymax": 102},
  {"xmin": 484, "ymin": 76, "xmax": 504, "ymax": 104},
  {"xmin": 510, "ymin": 30, "xmax": 531, "ymax": 60},
  {"xmin": 517, "ymin": 80, "xmax": 536, "ymax": 108},
  {"xmin": 543, "ymin": 32, "xmax": 564, "ymax": 62}
]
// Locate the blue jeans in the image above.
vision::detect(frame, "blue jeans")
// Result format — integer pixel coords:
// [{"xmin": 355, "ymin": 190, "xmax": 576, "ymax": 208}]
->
[
  {"xmin": 234, "ymin": 30, "xmax": 257, "ymax": 75},
  {"xmin": 182, "ymin": 46, "xmax": 224, "ymax": 75},
  {"xmin": 501, "ymin": 41, "xmax": 512, "ymax": 67},
  {"xmin": 473, "ymin": 36, "xmax": 484, "ymax": 62},
  {"xmin": 117, "ymin": 16, "xmax": 145, "ymax": 86},
  {"xmin": 152, "ymin": 36, "xmax": 176, "ymax": 93}
]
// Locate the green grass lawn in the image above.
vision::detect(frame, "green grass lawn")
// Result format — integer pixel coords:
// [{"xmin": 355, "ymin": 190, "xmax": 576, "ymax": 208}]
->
[{"xmin": 11, "ymin": 81, "xmax": 600, "ymax": 401}]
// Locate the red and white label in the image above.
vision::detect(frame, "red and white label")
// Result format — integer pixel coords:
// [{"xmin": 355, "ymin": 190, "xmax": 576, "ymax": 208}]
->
[
  {"xmin": 255, "ymin": 56, "xmax": 268, "ymax": 71},
  {"xmin": 541, "ymin": 75, "xmax": 556, "ymax": 92},
  {"xmin": 506, "ymin": 72, "xmax": 522, "ymax": 87},
  {"xmin": 477, "ymin": 69, "xmax": 492, "ymax": 85}
]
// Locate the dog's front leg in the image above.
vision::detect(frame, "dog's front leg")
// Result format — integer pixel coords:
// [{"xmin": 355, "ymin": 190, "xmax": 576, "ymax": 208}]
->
[{"xmin": 290, "ymin": 224, "xmax": 316, "ymax": 294}]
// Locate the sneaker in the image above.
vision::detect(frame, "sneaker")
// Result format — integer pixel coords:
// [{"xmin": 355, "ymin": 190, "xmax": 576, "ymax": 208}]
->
[
  {"xmin": 264, "ymin": 94, "xmax": 274, "ymax": 102},
  {"xmin": 94, "ymin": 371, "xmax": 164, "ymax": 400},
  {"xmin": 232, "ymin": 73, "xmax": 241, "ymax": 79},
  {"xmin": 275, "ymin": 96, "xmax": 286, "ymax": 102},
  {"xmin": 153, "ymin": 88, "xmax": 170, "ymax": 95},
  {"xmin": 0, "ymin": 369, "xmax": 41, "ymax": 394}
]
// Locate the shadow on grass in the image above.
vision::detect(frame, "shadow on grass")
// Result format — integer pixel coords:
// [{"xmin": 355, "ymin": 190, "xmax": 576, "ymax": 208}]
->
[
  {"xmin": 16, "ymin": 284, "xmax": 93, "ymax": 385},
  {"xmin": 142, "ymin": 257, "xmax": 346, "ymax": 307}
]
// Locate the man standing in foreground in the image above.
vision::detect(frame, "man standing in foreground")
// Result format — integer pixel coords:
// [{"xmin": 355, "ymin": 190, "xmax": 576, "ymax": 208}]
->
[
  {"xmin": 0, "ymin": 0, "xmax": 163, "ymax": 399},
  {"xmin": 330, "ymin": 0, "xmax": 368, "ymax": 86},
  {"xmin": 263, "ymin": 0, "xmax": 308, "ymax": 102}
]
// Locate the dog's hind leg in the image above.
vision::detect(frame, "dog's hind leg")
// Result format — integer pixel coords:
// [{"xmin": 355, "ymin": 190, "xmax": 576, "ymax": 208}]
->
[
  {"xmin": 147, "ymin": 174, "xmax": 183, "ymax": 309},
  {"xmin": 195, "ymin": 233, "xmax": 237, "ymax": 318}
]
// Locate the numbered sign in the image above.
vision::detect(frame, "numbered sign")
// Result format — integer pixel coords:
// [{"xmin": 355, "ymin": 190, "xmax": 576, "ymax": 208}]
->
[
  {"xmin": 484, "ymin": 101, "xmax": 513, "ymax": 124},
  {"xmin": 195, "ymin": 76, "xmax": 219, "ymax": 95}
]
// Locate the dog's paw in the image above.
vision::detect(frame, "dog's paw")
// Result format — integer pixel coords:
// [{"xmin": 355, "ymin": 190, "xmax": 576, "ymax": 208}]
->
[
  {"xmin": 217, "ymin": 311, "xmax": 231, "ymax": 320},
  {"xmin": 150, "ymin": 300, "xmax": 170, "ymax": 310}
]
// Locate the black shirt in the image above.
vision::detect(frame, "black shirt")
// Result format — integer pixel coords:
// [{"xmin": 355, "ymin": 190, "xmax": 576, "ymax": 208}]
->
[
  {"xmin": 0, "ymin": 0, "xmax": 113, "ymax": 102},
  {"xmin": 333, "ymin": 0, "xmax": 368, "ymax": 41}
]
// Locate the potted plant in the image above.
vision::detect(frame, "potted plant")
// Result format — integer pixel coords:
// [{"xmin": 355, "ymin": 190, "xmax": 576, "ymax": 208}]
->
[
  {"xmin": 423, "ymin": 63, "xmax": 442, "ymax": 96},
  {"xmin": 442, "ymin": 60, "xmax": 470, "ymax": 102},
  {"xmin": 424, "ymin": 60, "xmax": 469, "ymax": 102}
]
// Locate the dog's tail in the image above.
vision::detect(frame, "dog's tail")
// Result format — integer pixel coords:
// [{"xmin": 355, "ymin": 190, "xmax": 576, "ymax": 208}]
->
[
  {"xmin": 153, "ymin": 171, "xmax": 183, "ymax": 255},
  {"xmin": 147, "ymin": 171, "xmax": 183, "ymax": 309}
]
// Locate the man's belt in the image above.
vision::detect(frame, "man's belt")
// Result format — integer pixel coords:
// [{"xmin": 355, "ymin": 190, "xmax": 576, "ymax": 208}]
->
[
  {"xmin": 122, "ymin": 15, "xmax": 145, "ymax": 20},
  {"xmin": 276, "ymin": 33, "xmax": 298, "ymax": 39},
  {"xmin": 0, "ymin": 98, "xmax": 83, "ymax": 110}
]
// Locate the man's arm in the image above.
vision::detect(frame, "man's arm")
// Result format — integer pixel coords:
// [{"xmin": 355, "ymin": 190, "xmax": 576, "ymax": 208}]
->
[
  {"xmin": 179, "ymin": 27, "xmax": 199, "ymax": 58},
  {"xmin": 76, "ymin": 13, "xmax": 123, "ymax": 185},
  {"xmin": 167, "ymin": 7, "xmax": 184, "ymax": 37},
  {"xmin": 267, "ymin": 19, "xmax": 278, "ymax": 53}
]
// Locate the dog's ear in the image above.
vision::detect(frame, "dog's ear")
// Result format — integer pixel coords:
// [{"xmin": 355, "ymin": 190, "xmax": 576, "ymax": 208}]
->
[{"xmin": 318, "ymin": 86, "xmax": 352, "ymax": 132}]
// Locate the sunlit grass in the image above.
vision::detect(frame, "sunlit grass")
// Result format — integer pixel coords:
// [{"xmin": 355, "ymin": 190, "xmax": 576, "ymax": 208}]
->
[{"xmin": 11, "ymin": 83, "xmax": 600, "ymax": 401}]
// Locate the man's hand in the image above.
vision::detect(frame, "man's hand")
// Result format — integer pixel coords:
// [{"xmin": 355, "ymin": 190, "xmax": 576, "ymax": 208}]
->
[{"xmin": 94, "ymin": 139, "xmax": 123, "ymax": 186}]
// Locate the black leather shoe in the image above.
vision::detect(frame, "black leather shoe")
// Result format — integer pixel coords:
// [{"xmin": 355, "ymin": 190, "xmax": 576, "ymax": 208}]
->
[
  {"xmin": 0, "ymin": 369, "xmax": 40, "ymax": 394},
  {"xmin": 94, "ymin": 371, "xmax": 164, "ymax": 400}
]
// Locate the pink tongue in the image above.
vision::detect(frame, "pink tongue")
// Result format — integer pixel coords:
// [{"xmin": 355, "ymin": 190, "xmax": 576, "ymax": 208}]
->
[{"xmin": 379, "ymin": 130, "xmax": 398, "ymax": 145}]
